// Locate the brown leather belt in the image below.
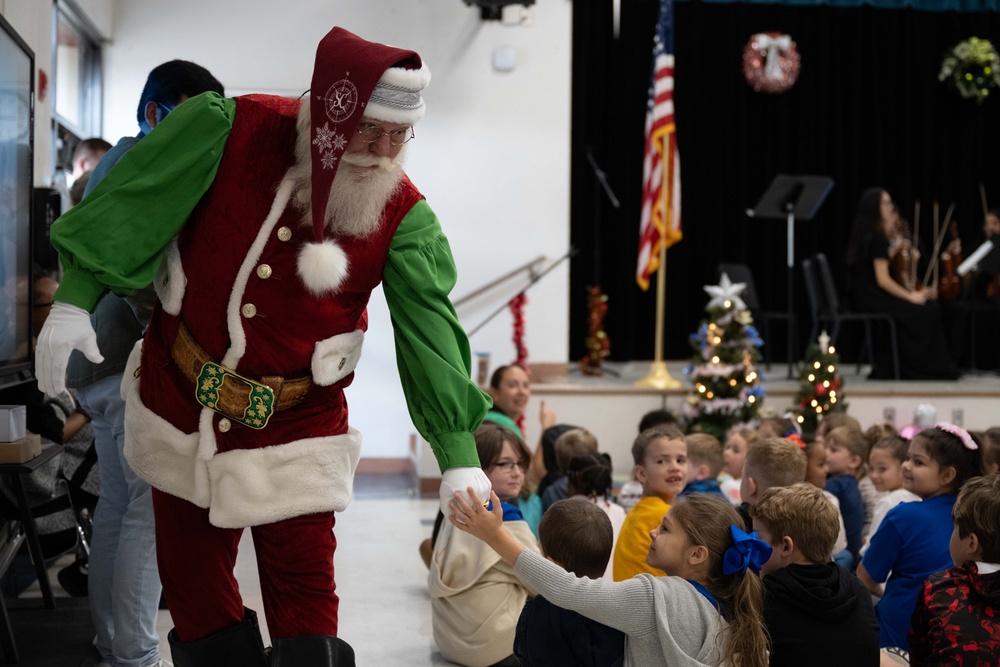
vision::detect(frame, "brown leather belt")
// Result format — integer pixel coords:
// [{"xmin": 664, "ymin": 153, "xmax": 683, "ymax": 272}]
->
[{"xmin": 171, "ymin": 322, "xmax": 311, "ymax": 418}]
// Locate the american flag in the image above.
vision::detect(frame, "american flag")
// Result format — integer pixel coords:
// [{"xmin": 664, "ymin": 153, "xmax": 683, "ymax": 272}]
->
[{"xmin": 637, "ymin": 0, "xmax": 681, "ymax": 290}]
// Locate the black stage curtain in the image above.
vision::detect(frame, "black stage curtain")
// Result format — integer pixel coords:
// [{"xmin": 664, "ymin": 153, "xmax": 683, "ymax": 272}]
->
[{"xmin": 569, "ymin": 1, "xmax": 1000, "ymax": 364}]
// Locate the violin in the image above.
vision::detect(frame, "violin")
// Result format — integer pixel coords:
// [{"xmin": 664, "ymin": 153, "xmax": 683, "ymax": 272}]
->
[
  {"xmin": 889, "ymin": 216, "xmax": 918, "ymax": 291},
  {"xmin": 938, "ymin": 220, "xmax": 963, "ymax": 301}
]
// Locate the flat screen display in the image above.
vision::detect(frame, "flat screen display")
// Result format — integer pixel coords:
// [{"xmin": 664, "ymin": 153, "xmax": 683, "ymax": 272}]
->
[{"xmin": 0, "ymin": 13, "xmax": 35, "ymax": 390}]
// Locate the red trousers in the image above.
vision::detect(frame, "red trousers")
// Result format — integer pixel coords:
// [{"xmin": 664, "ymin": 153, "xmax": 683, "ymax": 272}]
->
[{"xmin": 152, "ymin": 488, "xmax": 339, "ymax": 642}]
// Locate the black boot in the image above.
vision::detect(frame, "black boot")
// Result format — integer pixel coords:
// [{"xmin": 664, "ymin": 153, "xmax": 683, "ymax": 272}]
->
[
  {"xmin": 167, "ymin": 608, "xmax": 269, "ymax": 667},
  {"xmin": 271, "ymin": 634, "xmax": 356, "ymax": 667}
]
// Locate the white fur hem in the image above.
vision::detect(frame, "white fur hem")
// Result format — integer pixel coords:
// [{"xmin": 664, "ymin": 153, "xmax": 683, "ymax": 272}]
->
[
  {"xmin": 154, "ymin": 238, "xmax": 186, "ymax": 316},
  {"xmin": 207, "ymin": 429, "xmax": 362, "ymax": 528},
  {"xmin": 123, "ymin": 379, "xmax": 211, "ymax": 508},
  {"xmin": 311, "ymin": 330, "xmax": 364, "ymax": 386}
]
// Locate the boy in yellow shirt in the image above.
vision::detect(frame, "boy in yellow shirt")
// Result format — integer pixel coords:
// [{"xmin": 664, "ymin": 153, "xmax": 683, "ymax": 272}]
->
[{"xmin": 612, "ymin": 424, "xmax": 688, "ymax": 581}]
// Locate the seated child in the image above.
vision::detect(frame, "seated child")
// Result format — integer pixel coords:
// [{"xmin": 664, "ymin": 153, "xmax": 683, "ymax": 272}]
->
[
  {"xmin": 452, "ymin": 490, "xmax": 770, "ymax": 667},
  {"xmin": 565, "ymin": 453, "xmax": 625, "ymax": 579},
  {"xmin": 541, "ymin": 428, "xmax": 599, "ymax": 511},
  {"xmin": 860, "ymin": 435, "xmax": 919, "ymax": 557},
  {"xmin": 612, "ymin": 425, "xmax": 688, "ymax": 581},
  {"xmin": 804, "ymin": 439, "xmax": 849, "ymax": 557},
  {"xmin": 749, "ymin": 483, "xmax": 880, "ymax": 667},
  {"xmin": 758, "ymin": 415, "xmax": 805, "ymax": 449},
  {"xmin": 514, "ymin": 498, "xmax": 625, "ymax": 666},
  {"xmin": 678, "ymin": 433, "xmax": 727, "ymax": 500},
  {"xmin": 813, "ymin": 412, "xmax": 862, "ymax": 449},
  {"xmin": 983, "ymin": 427, "xmax": 1000, "ymax": 475},
  {"xmin": 719, "ymin": 427, "xmax": 758, "ymax": 505},
  {"xmin": 738, "ymin": 436, "xmax": 807, "ymax": 531},
  {"xmin": 909, "ymin": 474, "xmax": 1000, "ymax": 663},
  {"xmin": 824, "ymin": 425, "xmax": 867, "ymax": 567},
  {"xmin": 858, "ymin": 424, "xmax": 984, "ymax": 651},
  {"xmin": 428, "ymin": 423, "xmax": 541, "ymax": 667}
]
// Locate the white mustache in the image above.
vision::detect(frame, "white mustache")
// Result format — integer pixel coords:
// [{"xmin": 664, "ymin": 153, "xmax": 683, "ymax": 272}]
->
[{"xmin": 340, "ymin": 152, "xmax": 398, "ymax": 170}]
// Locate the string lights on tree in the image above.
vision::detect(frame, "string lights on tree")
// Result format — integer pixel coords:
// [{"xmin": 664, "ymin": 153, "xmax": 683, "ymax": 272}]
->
[
  {"xmin": 684, "ymin": 273, "xmax": 765, "ymax": 439},
  {"xmin": 793, "ymin": 331, "xmax": 848, "ymax": 437}
]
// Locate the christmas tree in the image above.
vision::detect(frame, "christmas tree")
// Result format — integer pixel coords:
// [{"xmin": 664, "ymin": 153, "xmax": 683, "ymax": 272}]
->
[
  {"xmin": 793, "ymin": 331, "xmax": 847, "ymax": 438},
  {"xmin": 684, "ymin": 273, "xmax": 766, "ymax": 439}
]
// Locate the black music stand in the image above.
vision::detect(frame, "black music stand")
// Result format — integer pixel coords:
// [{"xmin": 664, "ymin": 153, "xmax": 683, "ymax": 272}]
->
[{"xmin": 748, "ymin": 175, "xmax": 834, "ymax": 377}]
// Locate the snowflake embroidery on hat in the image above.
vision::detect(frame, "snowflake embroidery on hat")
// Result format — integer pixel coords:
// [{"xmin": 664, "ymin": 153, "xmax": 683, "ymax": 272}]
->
[
  {"xmin": 331, "ymin": 132, "xmax": 347, "ymax": 151},
  {"xmin": 313, "ymin": 123, "xmax": 336, "ymax": 152},
  {"xmin": 320, "ymin": 151, "xmax": 337, "ymax": 170}
]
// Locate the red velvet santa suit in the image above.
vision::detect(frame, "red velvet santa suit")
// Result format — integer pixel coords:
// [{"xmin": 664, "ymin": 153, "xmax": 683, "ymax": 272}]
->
[{"xmin": 121, "ymin": 93, "xmax": 424, "ymax": 640}]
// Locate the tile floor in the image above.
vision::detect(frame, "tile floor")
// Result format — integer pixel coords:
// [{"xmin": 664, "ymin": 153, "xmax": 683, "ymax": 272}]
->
[{"xmin": 26, "ymin": 477, "xmax": 461, "ymax": 665}]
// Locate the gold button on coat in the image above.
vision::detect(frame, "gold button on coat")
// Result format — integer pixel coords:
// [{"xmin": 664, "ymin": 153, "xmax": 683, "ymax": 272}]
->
[
  {"xmin": 256, "ymin": 264, "xmax": 273, "ymax": 279},
  {"xmin": 277, "ymin": 226, "xmax": 292, "ymax": 241},
  {"xmin": 218, "ymin": 418, "xmax": 232, "ymax": 433},
  {"xmin": 241, "ymin": 303, "xmax": 257, "ymax": 318}
]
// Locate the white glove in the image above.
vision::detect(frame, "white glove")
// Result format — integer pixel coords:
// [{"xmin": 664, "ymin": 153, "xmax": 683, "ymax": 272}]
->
[
  {"xmin": 36, "ymin": 302, "xmax": 104, "ymax": 398},
  {"xmin": 439, "ymin": 467, "xmax": 493, "ymax": 517}
]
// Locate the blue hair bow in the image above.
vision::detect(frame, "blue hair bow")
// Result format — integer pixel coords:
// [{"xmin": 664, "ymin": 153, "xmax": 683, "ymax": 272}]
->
[{"xmin": 721, "ymin": 524, "xmax": 773, "ymax": 575}]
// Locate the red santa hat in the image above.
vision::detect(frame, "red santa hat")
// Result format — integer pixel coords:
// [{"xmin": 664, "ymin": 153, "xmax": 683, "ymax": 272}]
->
[{"xmin": 299, "ymin": 27, "xmax": 430, "ymax": 294}]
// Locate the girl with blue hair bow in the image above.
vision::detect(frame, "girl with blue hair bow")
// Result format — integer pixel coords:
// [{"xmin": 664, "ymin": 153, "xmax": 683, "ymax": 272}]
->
[{"xmin": 450, "ymin": 490, "xmax": 771, "ymax": 666}]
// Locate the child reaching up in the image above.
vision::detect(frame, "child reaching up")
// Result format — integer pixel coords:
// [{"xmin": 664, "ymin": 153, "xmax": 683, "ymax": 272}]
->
[
  {"xmin": 612, "ymin": 425, "xmax": 688, "ymax": 581},
  {"xmin": 858, "ymin": 424, "xmax": 984, "ymax": 651},
  {"xmin": 908, "ymin": 474, "xmax": 1000, "ymax": 663},
  {"xmin": 451, "ymin": 489, "xmax": 770, "ymax": 667},
  {"xmin": 428, "ymin": 424, "xmax": 540, "ymax": 667},
  {"xmin": 860, "ymin": 435, "xmax": 919, "ymax": 556}
]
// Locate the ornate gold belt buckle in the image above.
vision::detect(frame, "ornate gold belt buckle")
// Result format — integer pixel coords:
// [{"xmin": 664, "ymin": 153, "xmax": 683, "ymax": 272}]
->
[{"xmin": 195, "ymin": 362, "xmax": 275, "ymax": 430}]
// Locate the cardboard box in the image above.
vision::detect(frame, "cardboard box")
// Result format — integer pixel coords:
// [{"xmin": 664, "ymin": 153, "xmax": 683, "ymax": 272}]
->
[
  {"xmin": 0, "ymin": 405, "xmax": 26, "ymax": 442},
  {"xmin": 0, "ymin": 434, "xmax": 42, "ymax": 464}
]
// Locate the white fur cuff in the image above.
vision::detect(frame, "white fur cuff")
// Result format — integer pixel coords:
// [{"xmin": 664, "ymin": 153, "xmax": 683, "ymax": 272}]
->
[{"xmin": 312, "ymin": 329, "xmax": 364, "ymax": 386}]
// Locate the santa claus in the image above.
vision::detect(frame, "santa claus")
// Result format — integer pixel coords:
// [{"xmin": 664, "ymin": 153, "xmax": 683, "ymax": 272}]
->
[{"xmin": 37, "ymin": 27, "xmax": 493, "ymax": 667}]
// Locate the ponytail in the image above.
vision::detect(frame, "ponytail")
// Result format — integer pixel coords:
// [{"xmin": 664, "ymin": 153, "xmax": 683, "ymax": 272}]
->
[{"xmin": 671, "ymin": 495, "xmax": 769, "ymax": 667}]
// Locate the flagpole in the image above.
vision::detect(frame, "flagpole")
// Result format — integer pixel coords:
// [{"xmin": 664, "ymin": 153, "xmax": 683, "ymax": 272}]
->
[{"xmin": 635, "ymin": 239, "xmax": 681, "ymax": 388}]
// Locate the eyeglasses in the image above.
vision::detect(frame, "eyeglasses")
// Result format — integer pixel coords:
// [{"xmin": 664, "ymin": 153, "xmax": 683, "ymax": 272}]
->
[
  {"xmin": 356, "ymin": 123, "xmax": 415, "ymax": 146},
  {"xmin": 491, "ymin": 461, "xmax": 527, "ymax": 473}
]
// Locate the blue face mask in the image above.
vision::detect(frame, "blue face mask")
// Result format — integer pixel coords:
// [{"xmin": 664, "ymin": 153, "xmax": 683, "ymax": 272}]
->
[{"xmin": 140, "ymin": 101, "xmax": 175, "ymax": 135}]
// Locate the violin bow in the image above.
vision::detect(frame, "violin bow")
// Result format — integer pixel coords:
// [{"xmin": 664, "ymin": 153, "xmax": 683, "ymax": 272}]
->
[{"xmin": 922, "ymin": 202, "xmax": 955, "ymax": 289}]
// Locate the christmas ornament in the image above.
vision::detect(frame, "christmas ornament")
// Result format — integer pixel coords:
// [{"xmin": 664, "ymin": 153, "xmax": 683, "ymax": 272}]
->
[
  {"xmin": 792, "ymin": 331, "xmax": 847, "ymax": 437},
  {"xmin": 742, "ymin": 32, "xmax": 801, "ymax": 94}
]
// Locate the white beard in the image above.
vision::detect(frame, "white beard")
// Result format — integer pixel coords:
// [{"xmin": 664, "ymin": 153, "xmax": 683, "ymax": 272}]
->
[{"xmin": 290, "ymin": 104, "xmax": 406, "ymax": 239}]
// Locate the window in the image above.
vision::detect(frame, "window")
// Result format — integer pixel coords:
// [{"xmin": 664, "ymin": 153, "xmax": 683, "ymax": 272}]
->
[{"xmin": 52, "ymin": 0, "xmax": 103, "ymax": 174}]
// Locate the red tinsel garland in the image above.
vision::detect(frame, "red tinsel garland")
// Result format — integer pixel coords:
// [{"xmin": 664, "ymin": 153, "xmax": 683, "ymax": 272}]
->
[{"xmin": 509, "ymin": 293, "xmax": 528, "ymax": 434}]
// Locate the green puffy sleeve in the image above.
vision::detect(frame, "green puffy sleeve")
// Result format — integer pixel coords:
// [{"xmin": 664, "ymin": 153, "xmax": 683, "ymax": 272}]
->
[
  {"xmin": 383, "ymin": 198, "xmax": 492, "ymax": 472},
  {"xmin": 51, "ymin": 92, "xmax": 236, "ymax": 311}
]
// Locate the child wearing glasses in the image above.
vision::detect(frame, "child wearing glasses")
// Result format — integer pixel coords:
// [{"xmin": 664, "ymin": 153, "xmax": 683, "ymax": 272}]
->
[{"xmin": 428, "ymin": 423, "xmax": 539, "ymax": 667}]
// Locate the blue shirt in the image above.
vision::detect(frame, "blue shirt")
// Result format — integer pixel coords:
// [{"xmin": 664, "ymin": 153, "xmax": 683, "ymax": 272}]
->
[
  {"xmin": 861, "ymin": 493, "xmax": 956, "ymax": 650},
  {"xmin": 825, "ymin": 474, "xmax": 864, "ymax": 559},
  {"xmin": 679, "ymin": 478, "xmax": 728, "ymax": 500}
]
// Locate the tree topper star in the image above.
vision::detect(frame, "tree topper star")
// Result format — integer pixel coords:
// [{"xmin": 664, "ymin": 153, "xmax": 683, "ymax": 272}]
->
[{"xmin": 704, "ymin": 273, "xmax": 748, "ymax": 311}]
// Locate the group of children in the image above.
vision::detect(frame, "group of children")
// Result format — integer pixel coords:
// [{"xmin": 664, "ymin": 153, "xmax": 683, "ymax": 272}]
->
[{"xmin": 429, "ymin": 410, "xmax": 1000, "ymax": 666}]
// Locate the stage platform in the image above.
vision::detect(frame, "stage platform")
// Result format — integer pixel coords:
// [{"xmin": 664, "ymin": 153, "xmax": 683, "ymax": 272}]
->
[{"xmin": 416, "ymin": 361, "xmax": 1000, "ymax": 487}]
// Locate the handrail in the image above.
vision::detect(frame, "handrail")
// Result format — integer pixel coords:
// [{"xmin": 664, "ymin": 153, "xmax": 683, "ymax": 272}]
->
[{"xmin": 452, "ymin": 255, "xmax": 546, "ymax": 308}]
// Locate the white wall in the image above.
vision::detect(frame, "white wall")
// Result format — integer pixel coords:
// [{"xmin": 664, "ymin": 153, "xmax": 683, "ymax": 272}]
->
[{"xmin": 98, "ymin": 0, "xmax": 572, "ymax": 457}]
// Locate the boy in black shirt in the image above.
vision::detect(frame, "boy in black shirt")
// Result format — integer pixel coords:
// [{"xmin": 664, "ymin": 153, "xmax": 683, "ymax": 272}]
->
[{"xmin": 749, "ymin": 483, "xmax": 879, "ymax": 667}]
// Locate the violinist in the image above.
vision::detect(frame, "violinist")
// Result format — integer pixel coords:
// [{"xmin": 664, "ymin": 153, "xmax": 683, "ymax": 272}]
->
[
  {"xmin": 975, "ymin": 208, "xmax": 1000, "ymax": 300},
  {"xmin": 845, "ymin": 188, "xmax": 960, "ymax": 380}
]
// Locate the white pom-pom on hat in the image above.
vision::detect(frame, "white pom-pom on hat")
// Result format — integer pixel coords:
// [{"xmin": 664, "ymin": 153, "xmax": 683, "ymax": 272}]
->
[{"xmin": 297, "ymin": 240, "xmax": 349, "ymax": 295}]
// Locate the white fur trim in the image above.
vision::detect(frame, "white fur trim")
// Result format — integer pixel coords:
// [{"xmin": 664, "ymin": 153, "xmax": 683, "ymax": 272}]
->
[
  {"xmin": 120, "ymin": 340, "xmax": 143, "ymax": 401},
  {"xmin": 311, "ymin": 330, "xmax": 364, "ymax": 387},
  {"xmin": 206, "ymin": 428, "xmax": 363, "ymax": 528},
  {"xmin": 220, "ymin": 178, "xmax": 294, "ymax": 369},
  {"xmin": 123, "ymin": 379, "xmax": 212, "ymax": 508},
  {"xmin": 366, "ymin": 63, "xmax": 430, "ymax": 125},
  {"xmin": 154, "ymin": 238, "xmax": 186, "ymax": 316},
  {"xmin": 379, "ymin": 63, "xmax": 431, "ymax": 92},
  {"xmin": 296, "ymin": 240, "xmax": 349, "ymax": 295}
]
